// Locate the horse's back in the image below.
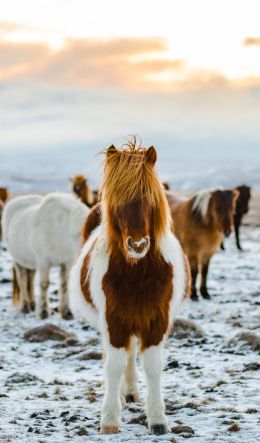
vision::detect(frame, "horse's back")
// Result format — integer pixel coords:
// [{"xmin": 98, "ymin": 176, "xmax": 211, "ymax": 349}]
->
[
  {"xmin": 2, "ymin": 195, "xmax": 43, "ymax": 268},
  {"xmin": 165, "ymin": 191, "xmax": 188, "ymax": 213},
  {"xmin": 33, "ymin": 193, "xmax": 89, "ymax": 265}
]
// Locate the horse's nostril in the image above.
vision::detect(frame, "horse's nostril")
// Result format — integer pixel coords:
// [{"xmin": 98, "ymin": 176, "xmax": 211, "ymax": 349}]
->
[
  {"xmin": 127, "ymin": 237, "xmax": 133, "ymax": 248},
  {"xmin": 127, "ymin": 237, "xmax": 149, "ymax": 250}
]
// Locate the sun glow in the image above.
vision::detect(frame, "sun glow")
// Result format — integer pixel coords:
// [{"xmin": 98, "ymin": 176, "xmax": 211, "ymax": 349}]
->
[{"xmin": 1, "ymin": 0, "xmax": 260, "ymax": 88}]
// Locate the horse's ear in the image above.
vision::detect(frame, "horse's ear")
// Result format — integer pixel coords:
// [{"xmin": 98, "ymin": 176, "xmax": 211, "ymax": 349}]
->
[
  {"xmin": 145, "ymin": 146, "xmax": 157, "ymax": 165},
  {"xmin": 107, "ymin": 145, "xmax": 117, "ymax": 156}
]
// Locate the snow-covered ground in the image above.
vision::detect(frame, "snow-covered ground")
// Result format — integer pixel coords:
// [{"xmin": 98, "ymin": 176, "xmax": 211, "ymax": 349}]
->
[{"xmin": 0, "ymin": 226, "xmax": 259, "ymax": 443}]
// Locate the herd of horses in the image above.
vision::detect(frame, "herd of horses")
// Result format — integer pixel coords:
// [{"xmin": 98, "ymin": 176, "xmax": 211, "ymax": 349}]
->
[{"xmin": 0, "ymin": 141, "xmax": 251, "ymax": 435}]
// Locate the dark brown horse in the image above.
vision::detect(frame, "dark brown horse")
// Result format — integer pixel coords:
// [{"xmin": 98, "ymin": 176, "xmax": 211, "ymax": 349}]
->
[{"xmin": 221, "ymin": 185, "xmax": 251, "ymax": 250}]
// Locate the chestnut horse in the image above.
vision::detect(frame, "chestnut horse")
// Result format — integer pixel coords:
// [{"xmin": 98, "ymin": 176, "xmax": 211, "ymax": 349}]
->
[
  {"xmin": 166, "ymin": 188, "xmax": 238, "ymax": 301},
  {"xmin": 69, "ymin": 142, "xmax": 190, "ymax": 435},
  {"xmin": 70, "ymin": 174, "xmax": 98, "ymax": 208}
]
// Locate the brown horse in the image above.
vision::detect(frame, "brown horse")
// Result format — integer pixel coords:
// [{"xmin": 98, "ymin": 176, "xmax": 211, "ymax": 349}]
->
[
  {"xmin": 166, "ymin": 188, "xmax": 238, "ymax": 300},
  {"xmin": 70, "ymin": 174, "xmax": 98, "ymax": 208},
  {"xmin": 162, "ymin": 181, "xmax": 171, "ymax": 191},
  {"xmin": 69, "ymin": 141, "xmax": 190, "ymax": 435}
]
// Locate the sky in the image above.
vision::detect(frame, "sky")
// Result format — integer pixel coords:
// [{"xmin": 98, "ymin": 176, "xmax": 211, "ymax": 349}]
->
[{"xmin": 1, "ymin": 0, "xmax": 260, "ymax": 188}]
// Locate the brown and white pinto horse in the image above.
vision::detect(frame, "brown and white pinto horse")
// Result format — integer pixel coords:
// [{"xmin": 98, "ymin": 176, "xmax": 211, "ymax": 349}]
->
[
  {"xmin": 70, "ymin": 174, "xmax": 98, "ymax": 208},
  {"xmin": 69, "ymin": 142, "xmax": 190, "ymax": 435},
  {"xmin": 166, "ymin": 188, "xmax": 238, "ymax": 301}
]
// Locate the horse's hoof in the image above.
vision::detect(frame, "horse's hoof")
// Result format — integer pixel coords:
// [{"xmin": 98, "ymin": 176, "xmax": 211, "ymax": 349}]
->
[
  {"xmin": 39, "ymin": 309, "xmax": 49, "ymax": 319},
  {"xmin": 60, "ymin": 307, "xmax": 73, "ymax": 320},
  {"xmin": 191, "ymin": 294, "xmax": 199, "ymax": 301},
  {"xmin": 21, "ymin": 305, "xmax": 30, "ymax": 314},
  {"xmin": 151, "ymin": 424, "xmax": 168, "ymax": 435},
  {"xmin": 125, "ymin": 393, "xmax": 141, "ymax": 403},
  {"xmin": 201, "ymin": 292, "xmax": 211, "ymax": 300},
  {"xmin": 100, "ymin": 425, "xmax": 119, "ymax": 434},
  {"xmin": 202, "ymin": 294, "xmax": 211, "ymax": 300}
]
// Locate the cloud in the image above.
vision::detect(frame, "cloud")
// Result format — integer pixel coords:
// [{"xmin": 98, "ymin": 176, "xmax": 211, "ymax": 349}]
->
[
  {"xmin": 0, "ymin": 36, "xmax": 186, "ymax": 89},
  {"xmin": 243, "ymin": 37, "xmax": 260, "ymax": 46},
  {"xmin": 0, "ymin": 21, "xmax": 29, "ymax": 36},
  {"xmin": 1, "ymin": 33, "xmax": 260, "ymax": 94}
]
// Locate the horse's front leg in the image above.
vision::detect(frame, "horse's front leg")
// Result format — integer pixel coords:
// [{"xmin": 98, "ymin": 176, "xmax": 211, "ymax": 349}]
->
[
  {"xmin": 189, "ymin": 256, "xmax": 199, "ymax": 301},
  {"xmin": 143, "ymin": 343, "xmax": 168, "ymax": 435},
  {"xmin": 14, "ymin": 263, "xmax": 31, "ymax": 313},
  {"xmin": 59, "ymin": 263, "xmax": 73, "ymax": 319},
  {"xmin": 27, "ymin": 269, "xmax": 36, "ymax": 311},
  {"xmin": 234, "ymin": 215, "xmax": 242, "ymax": 250},
  {"xmin": 101, "ymin": 345, "xmax": 127, "ymax": 434},
  {"xmin": 200, "ymin": 259, "xmax": 211, "ymax": 299},
  {"xmin": 122, "ymin": 338, "xmax": 140, "ymax": 403},
  {"xmin": 37, "ymin": 267, "xmax": 50, "ymax": 319}
]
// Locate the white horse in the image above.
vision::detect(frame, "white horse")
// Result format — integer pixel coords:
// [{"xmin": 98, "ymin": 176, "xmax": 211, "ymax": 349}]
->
[{"xmin": 2, "ymin": 193, "xmax": 88, "ymax": 319}]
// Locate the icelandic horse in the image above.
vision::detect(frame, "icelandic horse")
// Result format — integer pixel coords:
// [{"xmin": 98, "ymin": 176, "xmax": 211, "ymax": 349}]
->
[
  {"xmin": 70, "ymin": 174, "xmax": 98, "ymax": 208},
  {"xmin": 221, "ymin": 185, "xmax": 251, "ymax": 250},
  {"xmin": 166, "ymin": 188, "xmax": 238, "ymax": 301},
  {"xmin": 69, "ymin": 142, "xmax": 190, "ymax": 435},
  {"xmin": 2, "ymin": 193, "xmax": 88, "ymax": 319}
]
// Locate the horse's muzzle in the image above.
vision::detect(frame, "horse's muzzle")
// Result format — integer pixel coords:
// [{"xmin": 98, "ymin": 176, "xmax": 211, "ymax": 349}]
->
[{"xmin": 126, "ymin": 236, "xmax": 150, "ymax": 259}]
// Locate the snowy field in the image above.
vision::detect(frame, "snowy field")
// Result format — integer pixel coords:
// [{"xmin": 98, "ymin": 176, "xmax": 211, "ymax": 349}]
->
[{"xmin": 0, "ymin": 226, "xmax": 259, "ymax": 443}]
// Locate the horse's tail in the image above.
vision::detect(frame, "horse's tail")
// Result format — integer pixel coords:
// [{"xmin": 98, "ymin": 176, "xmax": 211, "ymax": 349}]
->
[{"xmin": 12, "ymin": 266, "xmax": 20, "ymax": 305}]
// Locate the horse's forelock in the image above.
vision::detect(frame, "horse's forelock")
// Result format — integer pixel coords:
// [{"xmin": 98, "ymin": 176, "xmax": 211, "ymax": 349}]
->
[{"xmin": 101, "ymin": 143, "xmax": 171, "ymax": 244}]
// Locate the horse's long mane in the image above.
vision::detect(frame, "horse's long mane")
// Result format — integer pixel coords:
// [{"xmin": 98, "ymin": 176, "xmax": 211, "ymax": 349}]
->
[
  {"xmin": 101, "ymin": 139, "xmax": 171, "ymax": 239},
  {"xmin": 190, "ymin": 187, "xmax": 223, "ymax": 222}
]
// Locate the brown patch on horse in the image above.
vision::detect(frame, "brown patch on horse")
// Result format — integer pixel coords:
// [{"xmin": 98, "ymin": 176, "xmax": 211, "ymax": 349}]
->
[
  {"xmin": 102, "ymin": 245, "xmax": 173, "ymax": 351},
  {"xmin": 80, "ymin": 251, "xmax": 96, "ymax": 309},
  {"xmin": 82, "ymin": 203, "xmax": 102, "ymax": 243}
]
